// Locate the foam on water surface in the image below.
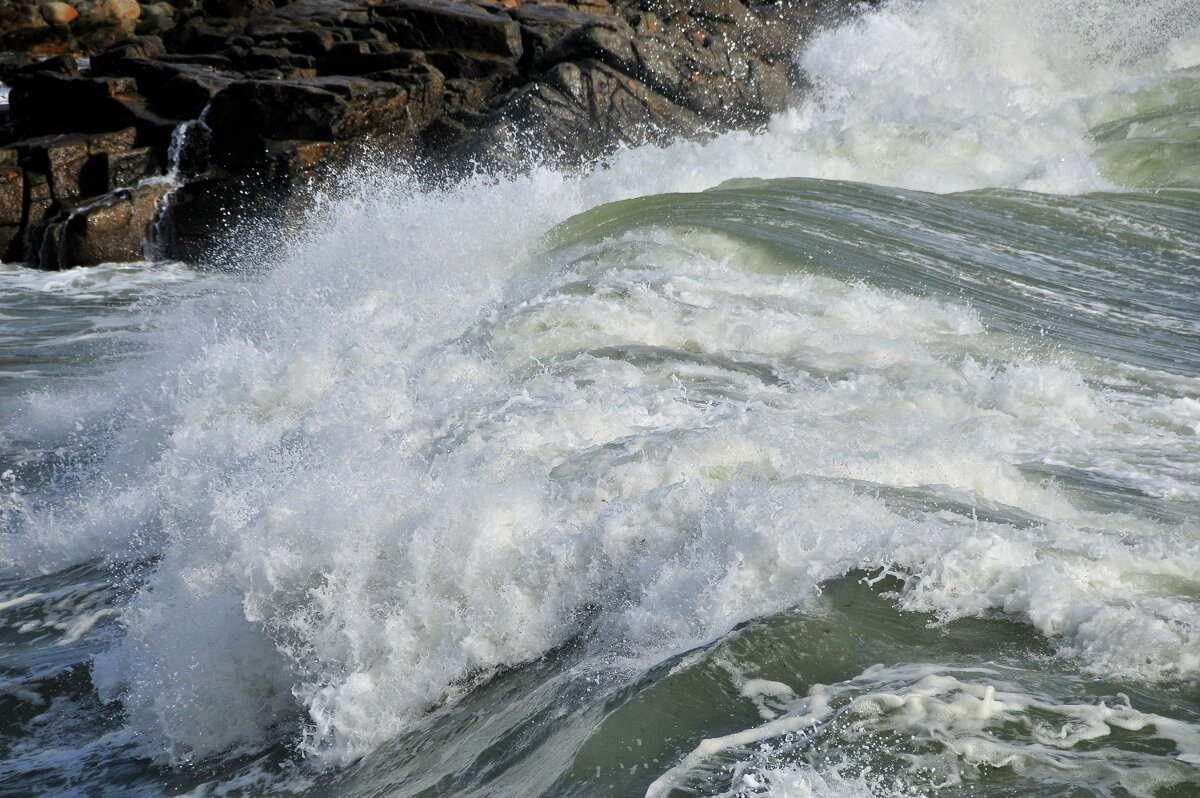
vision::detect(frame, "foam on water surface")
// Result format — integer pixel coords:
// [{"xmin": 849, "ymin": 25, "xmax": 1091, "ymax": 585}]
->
[
  {"xmin": 650, "ymin": 660, "xmax": 1200, "ymax": 798},
  {"xmin": 68, "ymin": 217, "xmax": 1200, "ymax": 766},
  {"xmin": 0, "ymin": 0, "xmax": 1198, "ymax": 793}
]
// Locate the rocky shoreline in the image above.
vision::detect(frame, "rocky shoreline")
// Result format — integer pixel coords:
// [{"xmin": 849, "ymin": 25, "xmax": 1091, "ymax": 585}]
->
[{"xmin": 0, "ymin": 0, "xmax": 868, "ymax": 269}]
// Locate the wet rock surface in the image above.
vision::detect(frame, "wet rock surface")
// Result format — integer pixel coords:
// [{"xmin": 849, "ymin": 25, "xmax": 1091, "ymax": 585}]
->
[{"xmin": 0, "ymin": 0, "xmax": 872, "ymax": 268}]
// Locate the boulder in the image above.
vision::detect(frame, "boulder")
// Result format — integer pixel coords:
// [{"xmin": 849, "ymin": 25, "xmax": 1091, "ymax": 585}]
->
[
  {"xmin": 18, "ymin": 134, "xmax": 103, "ymax": 200},
  {"xmin": 89, "ymin": 56, "xmax": 234, "ymax": 119},
  {"xmin": 249, "ymin": 0, "xmax": 371, "ymax": 33},
  {"xmin": 9, "ymin": 73, "xmax": 140, "ymax": 135},
  {"xmin": 107, "ymin": 144, "xmax": 158, "ymax": 186},
  {"xmin": 0, "ymin": 5, "xmax": 49, "ymax": 49},
  {"xmin": 377, "ymin": 0, "xmax": 522, "ymax": 60},
  {"xmin": 510, "ymin": 3, "xmax": 596, "ymax": 68},
  {"xmin": 12, "ymin": 52, "xmax": 80, "ymax": 77},
  {"xmin": 88, "ymin": 0, "xmax": 142, "ymax": 24},
  {"xmin": 0, "ymin": 156, "xmax": 25, "ymax": 259},
  {"xmin": 322, "ymin": 45, "xmax": 427, "ymax": 76},
  {"xmin": 40, "ymin": 2, "xmax": 81, "ymax": 26},
  {"xmin": 205, "ymin": 76, "xmax": 412, "ymax": 166},
  {"xmin": 44, "ymin": 182, "xmax": 171, "ymax": 268},
  {"xmin": 137, "ymin": 3, "xmax": 178, "ymax": 36},
  {"xmin": 98, "ymin": 34, "xmax": 169, "ymax": 62},
  {"xmin": 158, "ymin": 171, "xmax": 289, "ymax": 264},
  {"xmin": 8, "ymin": 72, "xmax": 177, "ymax": 158},
  {"xmin": 0, "ymin": 125, "xmax": 162, "ymax": 264},
  {"xmin": 203, "ymin": 0, "xmax": 282, "ymax": 18},
  {"xmin": 0, "ymin": 150, "xmax": 25, "ymax": 226},
  {"xmin": 166, "ymin": 15, "xmax": 243, "ymax": 53},
  {"xmin": 459, "ymin": 58, "xmax": 702, "ymax": 172},
  {"xmin": 544, "ymin": 20, "xmax": 636, "ymax": 74}
]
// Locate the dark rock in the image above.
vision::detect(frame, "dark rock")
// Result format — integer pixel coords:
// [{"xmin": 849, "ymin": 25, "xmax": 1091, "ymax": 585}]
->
[
  {"xmin": 377, "ymin": 0, "xmax": 522, "ymax": 60},
  {"xmin": 510, "ymin": 4, "xmax": 596, "ymax": 68},
  {"xmin": 0, "ymin": 4, "xmax": 50, "ymax": 53},
  {"xmin": 168, "ymin": 120, "xmax": 213, "ymax": 178},
  {"xmin": 0, "ymin": 224, "xmax": 21, "ymax": 261},
  {"xmin": 91, "ymin": 57, "xmax": 234, "ymax": 119},
  {"xmin": 544, "ymin": 20, "xmax": 636, "ymax": 74},
  {"xmin": 205, "ymin": 76, "xmax": 412, "ymax": 166},
  {"xmin": 240, "ymin": 46, "xmax": 318, "ymax": 70},
  {"xmin": 8, "ymin": 73, "xmax": 178, "ymax": 161},
  {"xmin": 167, "ymin": 15, "xmax": 243, "ymax": 52},
  {"xmin": 154, "ymin": 52, "xmax": 236, "ymax": 68},
  {"xmin": 13, "ymin": 53, "xmax": 80, "ymax": 77},
  {"xmin": 202, "ymin": 0, "xmax": 277, "ymax": 18},
  {"xmin": 107, "ymin": 145, "xmax": 159, "ymax": 187},
  {"xmin": 25, "ymin": 170, "xmax": 54, "ymax": 228},
  {"xmin": 359, "ymin": 62, "xmax": 444, "ymax": 125},
  {"xmin": 157, "ymin": 170, "xmax": 288, "ymax": 263},
  {"xmin": 45, "ymin": 182, "xmax": 172, "ymax": 268},
  {"xmin": 460, "ymin": 58, "xmax": 702, "ymax": 171},
  {"xmin": 39, "ymin": 134, "xmax": 103, "ymax": 199},
  {"xmin": 0, "ymin": 54, "xmax": 36, "ymax": 83},
  {"xmin": 324, "ymin": 38, "xmax": 369, "ymax": 66},
  {"xmin": 322, "ymin": 46, "xmax": 427, "ymax": 76},
  {"xmin": 15, "ymin": 135, "xmax": 94, "ymax": 201},
  {"xmin": 0, "ymin": 124, "xmax": 168, "ymax": 264},
  {"xmin": 13, "ymin": 128, "xmax": 139, "ymax": 200},
  {"xmin": 424, "ymin": 50, "xmax": 516, "ymax": 83},
  {"xmin": 8, "ymin": 73, "xmax": 140, "ymax": 135},
  {"xmin": 88, "ymin": 126, "xmax": 141, "ymax": 152},
  {"xmin": 20, "ymin": 170, "xmax": 55, "ymax": 263},
  {"xmin": 284, "ymin": 27, "xmax": 340, "ymax": 57},
  {"xmin": 1, "ymin": 0, "xmax": 877, "ymax": 268},
  {"xmin": 0, "ymin": 163, "xmax": 25, "ymax": 227},
  {"xmin": 137, "ymin": 4, "xmax": 179, "ymax": 36},
  {"xmin": 101, "ymin": 35, "xmax": 170, "ymax": 62}
]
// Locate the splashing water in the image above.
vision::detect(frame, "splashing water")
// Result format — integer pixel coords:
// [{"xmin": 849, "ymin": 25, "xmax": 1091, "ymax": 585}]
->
[{"xmin": 1, "ymin": 0, "xmax": 1198, "ymax": 796}]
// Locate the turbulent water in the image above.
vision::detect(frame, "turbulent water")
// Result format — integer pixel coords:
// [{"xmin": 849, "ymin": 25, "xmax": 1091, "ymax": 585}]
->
[{"xmin": 3, "ymin": 0, "xmax": 1200, "ymax": 796}]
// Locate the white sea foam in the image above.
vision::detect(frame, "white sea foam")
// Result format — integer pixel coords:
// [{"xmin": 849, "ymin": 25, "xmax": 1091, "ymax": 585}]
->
[
  {"xmin": 650, "ymin": 663, "xmax": 1200, "ymax": 798},
  {"xmin": 0, "ymin": 260, "xmax": 197, "ymax": 296},
  {"xmin": 76, "ymin": 230, "xmax": 1200, "ymax": 764},
  {"xmin": 0, "ymin": 0, "xmax": 1196, "ymax": 770}
]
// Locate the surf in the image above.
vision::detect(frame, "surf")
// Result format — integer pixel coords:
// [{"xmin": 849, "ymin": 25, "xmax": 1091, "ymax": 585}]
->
[{"xmin": 1, "ymin": 0, "xmax": 1198, "ymax": 796}]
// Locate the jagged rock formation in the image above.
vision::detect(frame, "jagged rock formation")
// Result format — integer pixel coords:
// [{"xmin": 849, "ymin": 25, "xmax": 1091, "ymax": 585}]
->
[{"xmin": 0, "ymin": 0, "xmax": 868, "ymax": 268}]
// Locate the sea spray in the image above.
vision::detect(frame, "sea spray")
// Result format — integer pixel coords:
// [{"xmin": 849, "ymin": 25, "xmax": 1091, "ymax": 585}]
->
[
  {"xmin": 0, "ymin": 0, "xmax": 1197, "ymax": 794},
  {"xmin": 86, "ymin": 194, "xmax": 1200, "ymax": 764}
]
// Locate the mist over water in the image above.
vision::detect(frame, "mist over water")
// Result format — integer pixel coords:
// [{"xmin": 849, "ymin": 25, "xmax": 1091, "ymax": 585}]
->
[{"xmin": 2, "ymin": 0, "xmax": 1199, "ymax": 796}]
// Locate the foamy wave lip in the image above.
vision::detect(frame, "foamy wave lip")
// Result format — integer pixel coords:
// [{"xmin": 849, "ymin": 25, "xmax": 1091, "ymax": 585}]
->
[
  {"xmin": 728, "ymin": 767, "xmax": 880, "ymax": 798},
  {"xmin": 0, "ymin": 260, "xmax": 196, "ymax": 298},
  {"xmin": 892, "ymin": 527, "xmax": 1200, "ymax": 681},
  {"xmin": 83, "ymin": 224, "xmax": 1200, "ymax": 767},
  {"xmin": 649, "ymin": 663, "xmax": 1200, "ymax": 798}
]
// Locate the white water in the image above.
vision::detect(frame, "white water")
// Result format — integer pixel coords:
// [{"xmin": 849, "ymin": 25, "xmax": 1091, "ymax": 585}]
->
[
  {"xmin": 652, "ymin": 663, "xmax": 1200, "ymax": 798},
  {"xmin": 2, "ymin": 0, "xmax": 1199, "ymax": 774}
]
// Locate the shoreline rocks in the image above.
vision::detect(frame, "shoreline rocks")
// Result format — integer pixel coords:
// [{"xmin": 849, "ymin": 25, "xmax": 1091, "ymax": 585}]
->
[{"xmin": 0, "ymin": 0, "xmax": 873, "ymax": 269}]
